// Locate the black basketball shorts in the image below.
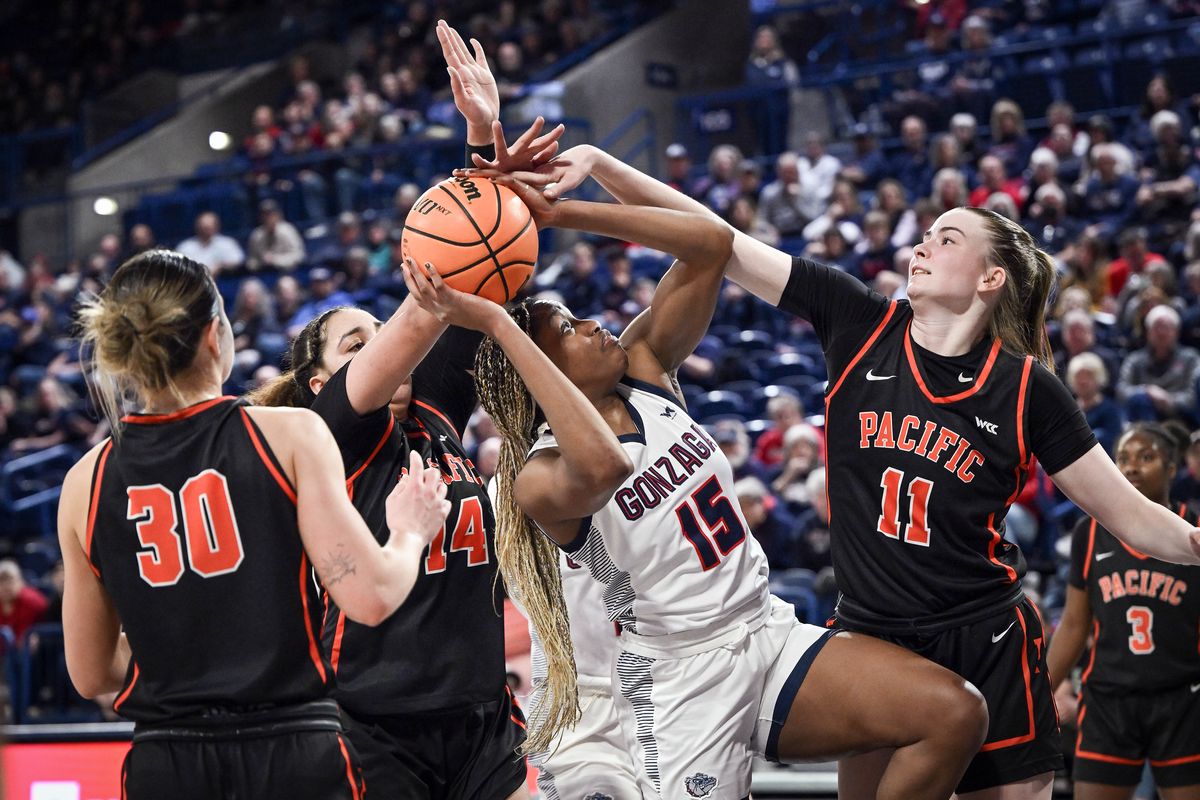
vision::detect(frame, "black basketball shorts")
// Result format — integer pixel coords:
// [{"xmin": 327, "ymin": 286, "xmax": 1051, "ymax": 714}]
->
[
  {"xmin": 848, "ymin": 597, "xmax": 1063, "ymax": 793},
  {"xmin": 342, "ymin": 687, "xmax": 528, "ymax": 800},
  {"xmin": 1074, "ymin": 681, "xmax": 1200, "ymax": 787}
]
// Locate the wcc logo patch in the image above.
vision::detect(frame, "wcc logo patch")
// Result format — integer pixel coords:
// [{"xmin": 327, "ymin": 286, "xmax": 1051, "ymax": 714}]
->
[
  {"xmin": 684, "ymin": 772, "xmax": 718, "ymax": 798},
  {"xmin": 583, "ymin": 794, "xmax": 613, "ymax": 800}
]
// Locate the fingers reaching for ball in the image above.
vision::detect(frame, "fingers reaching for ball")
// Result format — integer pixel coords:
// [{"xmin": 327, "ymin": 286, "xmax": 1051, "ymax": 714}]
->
[{"xmin": 401, "ymin": 259, "xmax": 504, "ymax": 335}]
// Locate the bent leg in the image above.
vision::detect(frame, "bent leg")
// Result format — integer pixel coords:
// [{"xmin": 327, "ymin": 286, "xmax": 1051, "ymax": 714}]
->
[
  {"xmin": 1072, "ymin": 782, "xmax": 1138, "ymax": 800},
  {"xmin": 954, "ymin": 771, "xmax": 1053, "ymax": 800},
  {"xmin": 775, "ymin": 632, "xmax": 988, "ymax": 800},
  {"xmin": 838, "ymin": 748, "xmax": 895, "ymax": 800}
]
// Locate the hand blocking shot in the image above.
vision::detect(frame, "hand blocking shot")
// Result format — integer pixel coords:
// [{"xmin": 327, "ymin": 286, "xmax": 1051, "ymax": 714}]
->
[{"xmin": 400, "ymin": 173, "xmax": 990, "ymax": 800}]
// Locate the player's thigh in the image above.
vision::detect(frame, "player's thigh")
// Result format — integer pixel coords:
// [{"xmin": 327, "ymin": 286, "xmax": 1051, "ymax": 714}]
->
[
  {"xmin": 837, "ymin": 748, "xmax": 894, "ymax": 800},
  {"xmin": 952, "ymin": 771, "xmax": 1053, "ymax": 800},
  {"xmin": 772, "ymin": 631, "xmax": 987, "ymax": 761},
  {"xmin": 614, "ymin": 645, "xmax": 760, "ymax": 800},
  {"xmin": 1071, "ymin": 782, "xmax": 1139, "ymax": 800},
  {"xmin": 536, "ymin": 692, "xmax": 639, "ymax": 800},
  {"xmin": 1159, "ymin": 787, "xmax": 1200, "ymax": 800}
]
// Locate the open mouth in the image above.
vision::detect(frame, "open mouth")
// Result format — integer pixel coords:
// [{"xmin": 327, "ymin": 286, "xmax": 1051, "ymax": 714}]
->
[{"xmin": 911, "ymin": 266, "xmax": 931, "ymax": 277}]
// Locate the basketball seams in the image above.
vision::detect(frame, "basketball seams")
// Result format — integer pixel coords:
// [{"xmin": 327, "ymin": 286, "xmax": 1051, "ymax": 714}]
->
[
  {"xmin": 470, "ymin": 216, "xmax": 537, "ymax": 296},
  {"xmin": 438, "ymin": 184, "xmax": 503, "ymax": 272}
]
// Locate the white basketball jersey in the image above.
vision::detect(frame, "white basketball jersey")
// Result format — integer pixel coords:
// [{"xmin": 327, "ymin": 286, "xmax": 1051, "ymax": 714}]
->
[{"xmin": 530, "ymin": 378, "xmax": 770, "ymax": 637}]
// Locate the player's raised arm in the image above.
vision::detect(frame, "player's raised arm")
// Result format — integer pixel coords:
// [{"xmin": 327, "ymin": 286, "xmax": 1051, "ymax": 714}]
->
[
  {"xmin": 401, "ymin": 260, "xmax": 632, "ymax": 542},
  {"xmin": 249, "ymin": 407, "xmax": 450, "ymax": 624},
  {"xmin": 465, "ymin": 136, "xmax": 793, "ymax": 305},
  {"xmin": 1050, "ymin": 445, "xmax": 1200, "ymax": 564}
]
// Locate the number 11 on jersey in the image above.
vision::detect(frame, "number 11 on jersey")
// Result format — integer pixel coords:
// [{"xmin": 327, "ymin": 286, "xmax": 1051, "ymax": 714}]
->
[{"xmin": 878, "ymin": 467, "xmax": 933, "ymax": 546}]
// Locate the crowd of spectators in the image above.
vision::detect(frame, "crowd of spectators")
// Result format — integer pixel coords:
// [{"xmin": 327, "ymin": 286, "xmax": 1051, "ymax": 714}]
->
[
  {"xmin": 5, "ymin": 1, "xmax": 1200, "ymax": 726},
  {"xmin": 233, "ymin": 0, "xmax": 614, "ymax": 221}
]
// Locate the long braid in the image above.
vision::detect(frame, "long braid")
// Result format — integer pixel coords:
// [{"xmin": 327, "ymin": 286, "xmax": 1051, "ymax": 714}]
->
[{"xmin": 475, "ymin": 300, "xmax": 579, "ymax": 754}]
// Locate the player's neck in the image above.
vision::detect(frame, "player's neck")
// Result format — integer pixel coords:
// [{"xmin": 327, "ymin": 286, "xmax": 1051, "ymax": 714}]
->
[
  {"xmin": 909, "ymin": 307, "xmax": 990, "ymax": 358},
  {"xmin": 140, "ymin": 373, "xmax": 225, "ymax": 416},
  {"xmin": 595, "ymin": 392, "xmax": 638, "ymax": 438}
]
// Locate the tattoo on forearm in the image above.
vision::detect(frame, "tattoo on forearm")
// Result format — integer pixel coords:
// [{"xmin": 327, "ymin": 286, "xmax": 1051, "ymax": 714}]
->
[{"xmin": 320, "ymin": 544, "xmax": 357, "ymax": 586}]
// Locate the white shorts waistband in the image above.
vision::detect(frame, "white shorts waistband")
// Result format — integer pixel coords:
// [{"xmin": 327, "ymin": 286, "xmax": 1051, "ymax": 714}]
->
[{"xmin": 619, "ymin": 601, "xmax": 770, "ymax": 660}]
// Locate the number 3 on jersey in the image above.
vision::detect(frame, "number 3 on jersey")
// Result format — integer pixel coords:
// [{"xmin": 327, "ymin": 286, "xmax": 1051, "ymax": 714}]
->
[
  {"xmin": 126, "ymin": 469, "xmax": 245, "ymax": 587},
  {"xmin": 878, "ymin": 467, "xmax": 933, "ymax": 546},
  {"xmin": 424, "ymin": 497, "xmax": 489, "ymax": 574}
]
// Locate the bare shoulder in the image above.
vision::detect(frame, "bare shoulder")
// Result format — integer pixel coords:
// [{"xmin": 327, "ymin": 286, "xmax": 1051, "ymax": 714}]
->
[{"xmin": 242, "ymin": 405, "xmax": 329, "ymax": 441}]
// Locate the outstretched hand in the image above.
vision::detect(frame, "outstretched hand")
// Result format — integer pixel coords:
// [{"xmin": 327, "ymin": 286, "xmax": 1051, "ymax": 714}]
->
[
  {"xmin": 468, "ymin": 118, "xmax": 564, "ymax": 175},
  {"xmin": 386, "ymin": 451, "xmax": 451, "ymax": 546},
  {"xmin": 437, "ymin": 20, "xmax": 498, "ymax": 133},
  {"xmin": 400, "ymin": 258, "xmax": 507, "ymax": 333},
  {"xmin": 462, "ymin": 143, "xmax": 596, "ymax": 200}
]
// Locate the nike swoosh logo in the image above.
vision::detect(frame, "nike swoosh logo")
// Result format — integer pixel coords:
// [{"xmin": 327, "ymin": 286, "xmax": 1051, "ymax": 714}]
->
[
  {"xmin": 1095, "ymin": 552, "xmax": 1115, "ymax": 561},
  {"xmin": 1191, "ymin": 683, "xmax": 1200, "ymax": 693},
  {"xmin": 866, "ymin": 369, "xmax": 895, "ymax": 381},
  {"xmin": 992, "ymin": 621, "xmax": 1016, "ymax": 643},
  {"xmin": 958, "ymin": 372, "xmax": 974, "ymax": 383}
]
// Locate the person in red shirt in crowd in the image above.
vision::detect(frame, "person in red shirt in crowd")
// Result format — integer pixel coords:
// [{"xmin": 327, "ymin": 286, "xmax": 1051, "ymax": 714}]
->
[
  {"xmin": 753, "ymin": 393, "xmax": 805, "ymax": 468},
  {"xmin": 0, "ymin": 559, "xmax": 48, "ymax": 642},
  {"xmin": 1106, "ymin": 227, "xmax": 1166, "ymax": 298},
  {"xmin": 968, "ymin": 154, "xmax": 1025, "ymax": 208}
]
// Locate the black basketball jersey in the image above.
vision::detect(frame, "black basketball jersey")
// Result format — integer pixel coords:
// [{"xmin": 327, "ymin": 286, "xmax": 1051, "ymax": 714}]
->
[
  {"xmin": 87, "ymin": 397, "xmax": 331, "ymax": 723},
  {"xmin": 824, "ymin": 300, "xmax": 1041, "ymax": 626},
  {"xmin": 1069, "ymin": 505, "xmax": 1200, "ymax": 692},
  {"xmin": 311, "ymin": 328, "xmax": 504, "ymax": 716}
]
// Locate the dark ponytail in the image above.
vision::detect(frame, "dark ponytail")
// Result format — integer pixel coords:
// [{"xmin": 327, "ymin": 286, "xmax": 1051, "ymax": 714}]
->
[{"xmin": 247, "ymin": 306, "xmax": 349, "ymax": 408}]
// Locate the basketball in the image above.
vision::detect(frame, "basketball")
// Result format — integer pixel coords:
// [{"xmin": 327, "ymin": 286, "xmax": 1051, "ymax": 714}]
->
[{"xmin": 401, "ymin": 176, "xmax": 538, "ymax": 304}]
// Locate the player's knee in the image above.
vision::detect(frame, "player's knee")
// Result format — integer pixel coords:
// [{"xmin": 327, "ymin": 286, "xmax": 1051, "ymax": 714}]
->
[
  {"xmin": 924, "ymin": 676, "xmax": 988, "ymax": 751},
  {"xmin": 944, "ymin": 679, "xmax": 989, "ymax": 750}
]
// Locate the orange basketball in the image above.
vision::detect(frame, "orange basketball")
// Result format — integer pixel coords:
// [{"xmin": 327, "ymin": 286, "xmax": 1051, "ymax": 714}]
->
[{"xmin": 401, "ymin": 176, "xmax": 538, "ymax": 304}]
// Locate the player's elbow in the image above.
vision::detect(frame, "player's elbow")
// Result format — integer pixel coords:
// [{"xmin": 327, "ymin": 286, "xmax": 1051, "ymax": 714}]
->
[
  {"xmin": 68, "ymin": 665, "xmax": 117, "ymax": 700},
  {"xmin": 342, "ymin": 595, "xmax": 392, "ymax": 627},
  {"xmin": 591, "ymin": 449, "xmax": 635, "ymax": 489}
]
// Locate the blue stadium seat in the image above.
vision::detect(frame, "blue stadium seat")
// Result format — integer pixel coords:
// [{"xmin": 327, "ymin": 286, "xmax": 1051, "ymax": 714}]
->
[
  {"xmin": 693, "ymin": 390, "xmax": 748, "ymax": 422},
  {"xmin": 749, "ymin": 384, "xmax": 802, "ymax": 417},
  {"xmin": 1164, "ymin": 54, "xmax": 1200, "ymax": 94},
  {"xmin": 731, "ymin": 329, "xmax": 776, "ymax": 351},
  {"xmin": 744, "ymin": 418, "xmax": 772, "ymax": 446},
  {"xmin": 762, "ymin": 352, "xmax": 821, "ymax": 383},
  {"xmin": 1112, "ymin": 58, "xmax": 1157, "ymax": 107},
  {"xmin": 17, "ymin": 541, "xmax": 58, "ymax": 577}
]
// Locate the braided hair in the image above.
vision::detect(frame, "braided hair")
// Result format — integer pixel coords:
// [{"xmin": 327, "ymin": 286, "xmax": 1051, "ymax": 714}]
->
[
  {"xmin": 247, "ymin": 306, "xmax": 349, "ymax": 408},
  {"xmin": 474, "ymin": 299, "xmax": 579, "ymax": 754}
]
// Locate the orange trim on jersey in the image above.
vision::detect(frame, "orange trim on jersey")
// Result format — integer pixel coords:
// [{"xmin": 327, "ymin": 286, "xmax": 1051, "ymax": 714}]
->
[
  {"xmin": 412, "ymin": 399, "xmax": 459, "ymax": 440},
  {"xmin": 985, "ymin": 513, "xmax": 1019, "ymax": 584},
  {"xmin": 298, "ymin": 555, "xmax": 328, "ymax": 684},
  {"xmin": 113, "ymin": 663, "xmax": 139, "ymax": 712},
  {"xmin": 826, "ymin": 301, "xmax": 897, "ymax": 403},
  {"xmin": 903, "ymin": 327, "xmax": 1002, "ymax": 405},
  {"xmin": 337, "ymin": 734, "xmax": 362, "ymax": 800},
  {"xmin": 120, "ymin": 396, "xmax": 234, "ymax": 424},
  {"xmin": 979, "ymin": 606, "xmax": 1036, "ymax": 751},
  {"xmin": 1081, "ymin": 619, "xmax": 1100, "ymax": 684},
  {"xmin": 346, "ymin": 414, "xmax": 396, "ymax": 490},
  {"xmin": 1082, "ymin": 519, "xmax": 1098, "ymax": 582},
  {"xmin": 84, "ymin": 439, "xmax": 114, "ymax": 578},
  {"xmin": 1015, "ymin": 356, "xmax": 1033, "ymax": 466},
  {"xmin": 1181, "ymin": 503, "xmax": 1189, "ymax": 518},
  {"xmin": 1117, "ymin": 538, "xmax": 1151, "ymax": 561},
  {"xmin": 329, "ymin": 609, "xmax": 346, "ymax": 673},
  {"xmin": 239, "ymin": 410, "xmax": 297, "ymax": 504}
]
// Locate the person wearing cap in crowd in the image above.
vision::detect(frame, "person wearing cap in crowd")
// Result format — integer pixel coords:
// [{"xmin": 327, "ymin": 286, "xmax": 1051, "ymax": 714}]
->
[
  {"xmin": 247, "ymin": 199, "xmax": 306, "ymax": 273},
  {"xmin": 287, "ymin": 266, "xmax": 355, "ymax": 337},
  {"xmin": 175, "ymin": 211, "xmax": 245, "ymax": 277},
  {"xmin": 664, "ymin": 143, "xmax": 700, "ymax": 198}
]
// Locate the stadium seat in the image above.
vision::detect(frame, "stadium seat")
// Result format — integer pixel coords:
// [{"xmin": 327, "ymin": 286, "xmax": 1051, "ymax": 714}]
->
[
  {"xmin": 744, "ymin": 418, "xmax": 772, "ymax": 446},
  {"xmin": 1112, "ymin": 58, "xmax": 1157, "ymax": 107},
  {"xmin": 762, "ymin": 352, "xmax": 821, "ymax": 383},
  {"xmin": 749, "ymin": 384, "xmax": 802, "ymax": 417},
  {"xmin": 731, "ymin": 329, "xmax": 776, "ymax": 351},
  {"xmin": 693, "ymin": 390, "xmax": 748, "ymax": 422}
]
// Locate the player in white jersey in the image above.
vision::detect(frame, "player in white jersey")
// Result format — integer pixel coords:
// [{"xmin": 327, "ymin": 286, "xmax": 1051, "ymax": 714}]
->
[
  {"xmin": 489, "ymin": 479, "xmax": 639, "ymax": 800},
  {"xmin": 402, "ymin": 178, "xmax": 989, "ymax": 800}
]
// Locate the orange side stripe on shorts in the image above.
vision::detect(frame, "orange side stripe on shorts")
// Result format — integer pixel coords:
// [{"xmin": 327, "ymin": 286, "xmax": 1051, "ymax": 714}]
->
[
  {"xmin": 1151, "ymin": 753, "xmax": 1200, "ymax": 767},
  {"xmin": 329, "ymin": 609, "xmax": 346, "ymax": 674},
  {"xmin": 337, "ymin": 734, "xmax": 362, "ymax": 800},
  {"xmin": 979, "ymin": 607, "xmax": 1036, "ymax": 752},
  {"xmin": 1077, "ymin": 749, "xmax": 1144, "ymax": 766}
]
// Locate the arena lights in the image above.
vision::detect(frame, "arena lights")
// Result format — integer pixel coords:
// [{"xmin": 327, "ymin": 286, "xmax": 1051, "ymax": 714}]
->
[
  {"xmin": 93, "ymin": 197, "xmax": 119, "ymax": 216},
  {"xmin": 208, "ymin": 130, "xmax": 232, "ymax": 151}
]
